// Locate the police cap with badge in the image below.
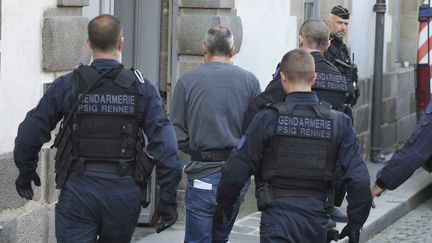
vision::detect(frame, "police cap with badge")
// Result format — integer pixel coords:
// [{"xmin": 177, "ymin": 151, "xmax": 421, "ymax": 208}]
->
[{"xmin": 331, "ymin": 5, "xmax": 350, "ymax": 19}]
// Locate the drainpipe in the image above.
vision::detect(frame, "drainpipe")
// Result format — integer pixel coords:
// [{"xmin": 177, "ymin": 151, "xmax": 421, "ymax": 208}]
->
[{"xmin": 370, "ymin": 0, "xmax": 387, "ymax": 163}]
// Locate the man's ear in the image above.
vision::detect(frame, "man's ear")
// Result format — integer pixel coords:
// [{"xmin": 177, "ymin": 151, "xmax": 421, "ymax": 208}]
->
[
  {"xmin": 86, "ymin": 37, "xmax": 91, "ymax": 49},
  {"xmin": 118, "ymin": 37, "xmax": 125, "ymax": 52},
  {"xmin": 280, "ymin": 72, "xmax": 287, "ymax": 83},
  {"xmin": 228, "ymin": 46, "xmax": 236, "ymax": 58},
  {"xmin": 202, "ymin": 44, "xmax": 208, "ymax": 56},
  {"xmin": 324, "ymin": 40, "xmax": 331, "ymax": 52},
  {"xmin": 310, "ymin": 73, "xmax": 317, "ymax": 86},
  {"xmin": 299, "ymin": 35, "xmax": 304, "ymax": 48}
]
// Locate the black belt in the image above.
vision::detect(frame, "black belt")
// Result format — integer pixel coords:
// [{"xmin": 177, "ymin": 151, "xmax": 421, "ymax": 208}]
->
[
  {"xmin": 190, "ymin": 150, "xmax": 232, "ymax": 162},
  {"xmin": 72, "ymin": 160, "xmax": 135, "ymax": 176},
  {"xmin": 272, "ymin": 187, "xmax": 327, "ymax": 201}
]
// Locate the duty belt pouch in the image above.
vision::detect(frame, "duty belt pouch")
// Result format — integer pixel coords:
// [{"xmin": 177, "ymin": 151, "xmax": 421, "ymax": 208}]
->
[{"xmin": 255, "ymin": 182, "xmax": 274, "ymax": 211}]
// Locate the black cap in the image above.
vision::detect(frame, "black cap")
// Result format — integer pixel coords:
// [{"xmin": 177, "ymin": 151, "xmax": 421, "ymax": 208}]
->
[{"xmin": 331, "ymin": 5, "xmax": 350, "ymax": 19}]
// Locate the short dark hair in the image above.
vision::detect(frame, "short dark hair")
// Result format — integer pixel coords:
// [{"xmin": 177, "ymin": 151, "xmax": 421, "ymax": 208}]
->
[
  {"xmin": 204, "ymin": 26, "xmax": 234, "ymax": 56},
  {"xmin": 88, "ymin": 14, "xmax": 122, "ymax": 52},
  {"xmin": 280, "ymin": 49, "xmax": 315, "ymax": 82},
  {"xmin": 299, "ymin": 19, "xmax": 330, "ymax": 51}
]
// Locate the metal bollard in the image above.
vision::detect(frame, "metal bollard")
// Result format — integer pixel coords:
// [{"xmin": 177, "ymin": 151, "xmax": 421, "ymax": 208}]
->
[{"xmin": 0, "ymin": 224, "xmax": 3, "ymax": 239}]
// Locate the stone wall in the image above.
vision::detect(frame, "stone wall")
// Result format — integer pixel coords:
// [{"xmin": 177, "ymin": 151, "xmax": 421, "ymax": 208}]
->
[
  {"xmin": 352, "ymin": 67, "xmax": 417, "ymax": 159},
  {"xmin": 176, "ymin": 0, "xmax": 242, "ymax": 78},
  {"xmin": 0, "ymin": 148, "xmax": 58, "ymax": 243}
]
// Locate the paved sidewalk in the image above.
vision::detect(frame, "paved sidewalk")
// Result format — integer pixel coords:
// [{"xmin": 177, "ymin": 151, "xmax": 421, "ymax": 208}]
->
[
  {"xmin": 134, "ymin": 160, "xmax": 432, "ymax": 243},
  {"xmin": 366, "ymin": 198, "xmax": 432, "ymax": 242}
]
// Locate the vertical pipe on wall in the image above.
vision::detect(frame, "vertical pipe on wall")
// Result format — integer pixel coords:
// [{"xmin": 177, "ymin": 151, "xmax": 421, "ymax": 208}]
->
[
  {"xmin": 167, "ymin": 0, "xmax": 179, "ymax": 114},
  {"xmin": 370, "ymin": 0, "xmax": 387, "ymax": 163},
  {"xmin": 159, "ymin": 0, "xmax": 170, "ymax": 108}
]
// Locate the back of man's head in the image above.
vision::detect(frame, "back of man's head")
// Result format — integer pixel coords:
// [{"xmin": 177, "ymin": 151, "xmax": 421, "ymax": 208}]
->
[
  {"xmin": 299, "ymin": 19, "xmax": 330, "ymax": 52},
  {"xmin": 88, "ymin": 14, "xmax": 122, "ymax": 52},
  {"xmin": 280, "ymin": 49, "xmax": 315, "ymax": 83},
  {"xmin": 204, "ymin": 26, "xmax": 234, "ymax": 56}
]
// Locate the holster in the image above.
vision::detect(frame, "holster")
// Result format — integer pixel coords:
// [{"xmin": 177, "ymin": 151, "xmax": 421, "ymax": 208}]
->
[
  {"xmin": 255, "ymin": 182, "xmax": 274, "ymax": 211},
  {"xmin": 334, "ymin": 184, "xmax": 347, "ymax": 207},
  {"xmin": 134, "ymin": 132, "xmax": 156, "ymax": 208},
  {"xmin": 53, "ymin": 124, "xmax": 74, "ymax": 190}
]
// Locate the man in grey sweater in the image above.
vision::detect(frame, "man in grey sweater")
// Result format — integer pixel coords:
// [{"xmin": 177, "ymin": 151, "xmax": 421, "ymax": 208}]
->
[{"xmin": 171, "ymin": 26, "xmax": 261, "ymax": 243}]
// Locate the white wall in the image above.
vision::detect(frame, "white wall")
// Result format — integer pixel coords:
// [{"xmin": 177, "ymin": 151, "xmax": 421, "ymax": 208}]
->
[
  {"xmin": 0, "ymin": 0, "xmax": 57, "ymax": 153},
  {"xmin": 233, "ymin": 0, "xmax": 297, "ymax": 89},
  {"xmin": 349, "ymin": 0, "xmax": 376, "ymax": 78},
  {"xmin": 349, "ymin": 0, "xmax": 393, "ymax": 78}
]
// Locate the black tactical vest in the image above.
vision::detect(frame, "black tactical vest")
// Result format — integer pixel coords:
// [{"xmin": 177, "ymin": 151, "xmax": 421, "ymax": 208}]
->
[
  {"xmin": 261, "ymin": 102, "xmax": 340, "ymax": 200},
  {"xmin": 70, "ymin": 65, "xmax": 142, "ymax": 162},
  {"xmin": 312, "ymin": 58, "xmax": 349, "ymax": 109},
  {"xmin": 324, "ymin": 38, "xmax": 355, "ymax": 80}
]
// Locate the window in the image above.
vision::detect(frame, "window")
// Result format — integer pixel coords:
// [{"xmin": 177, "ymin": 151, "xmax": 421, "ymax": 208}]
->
[{"xmin": 304, "ymin": 0, "xmax": 318, "ymax": 20}]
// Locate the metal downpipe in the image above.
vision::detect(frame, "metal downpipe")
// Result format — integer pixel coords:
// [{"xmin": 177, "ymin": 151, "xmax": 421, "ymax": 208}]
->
[{"xmin": 370, "ymin": 0, "xmax": 387, "ymax": 163}]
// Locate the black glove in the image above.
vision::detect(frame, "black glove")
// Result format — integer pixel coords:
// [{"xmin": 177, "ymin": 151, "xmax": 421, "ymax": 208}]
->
[
  {"xmin": 213, "ymin": 203, "xmax": 233, "ymax": 227},
  {"xmin": 15, "ymin": 170, "xmax": 41, "ymax": 200},
  {"xmin": 339, "ymin": 225, "xmax": 360, "ymax": 243},
  {"xmin": 151, "ymin": 200, "xmax": 178, "ymax": 233}
]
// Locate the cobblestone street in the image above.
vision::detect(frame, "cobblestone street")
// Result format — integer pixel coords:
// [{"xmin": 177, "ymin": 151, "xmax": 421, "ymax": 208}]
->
[{"xmin": 366, "ymin": 198, "xmax": 432, "ymax": 243}]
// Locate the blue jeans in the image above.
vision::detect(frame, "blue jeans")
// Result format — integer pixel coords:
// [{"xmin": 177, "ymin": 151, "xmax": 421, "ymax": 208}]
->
[
  {"xmin": 184, "ymin": 171, "xmax": 250, "ymax": 243},
  {"xmin": 55, "ymin": 171, "xmax": 141, "ymax": 243}
]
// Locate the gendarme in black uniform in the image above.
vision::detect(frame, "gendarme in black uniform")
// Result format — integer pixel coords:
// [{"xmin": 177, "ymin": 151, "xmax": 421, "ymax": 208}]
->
[
  {"xmin": 311, "ymin": 51, "xmax": 351, "ymax": 116},
  {"xmin": 242, "ymin": 51, "xmax": 351, "ymax": 131},
  {"xmin": 217, "ymin": 92, "xmax": 372, "ymax": 242},
  {"xmin": 14, "ymin": 59, "xmax": 182, "ymax": 242},
  {"xmin": 324, "ymin": 5, "xmax": 359, "ymax": 108}
]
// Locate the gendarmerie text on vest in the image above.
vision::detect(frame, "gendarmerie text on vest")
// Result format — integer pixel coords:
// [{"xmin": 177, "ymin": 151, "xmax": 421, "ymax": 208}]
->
[
  {"xmin": 277, "ymin": 115, "xmax": 333, "ymax": 139},
  {"xmin": 77, "ymin": 93, "xmax": 136, "ymax": 113}
]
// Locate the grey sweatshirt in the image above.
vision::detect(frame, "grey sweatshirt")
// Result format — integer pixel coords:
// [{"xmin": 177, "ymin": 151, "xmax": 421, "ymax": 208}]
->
[{"xmin": 171, "ymin": 61, "xmax": 261, "ymax": 179}]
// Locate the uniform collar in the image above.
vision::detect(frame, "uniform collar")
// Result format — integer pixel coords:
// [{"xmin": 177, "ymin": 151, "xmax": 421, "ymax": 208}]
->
[
  {"xmin": 310, "ymin": 51, "xmax": 325, "ymax": 61},
  {"xmin": 330, "ymin": 34, "xmax": 345, "ymax": 46},
  {"xmin": 284, "ymin": 92, "xmax": 319, "ymax": 104},
  {"xmin": 90, "ymin": 59, "xmax": 122, "ymax": 70}
]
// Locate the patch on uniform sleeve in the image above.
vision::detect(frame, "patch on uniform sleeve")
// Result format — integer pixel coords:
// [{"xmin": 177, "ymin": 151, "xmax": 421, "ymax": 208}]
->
[{"xmin": 236, "ymin": 135, "xmax": 247, "ymax": 150}]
